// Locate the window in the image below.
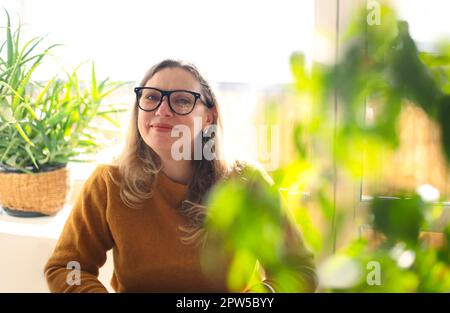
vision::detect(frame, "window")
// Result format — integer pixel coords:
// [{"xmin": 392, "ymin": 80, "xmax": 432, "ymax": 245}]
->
[{"xmin": 3, "ymin": 0, "xmax": 315, "ymax": 175}]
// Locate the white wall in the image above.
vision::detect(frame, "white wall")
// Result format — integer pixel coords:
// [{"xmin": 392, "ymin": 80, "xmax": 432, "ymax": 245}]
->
[
  {"xmin": 0, "ymin": 232, "xmax": 114, "ymax": 292},
  {"xmin": 0, "ymin": 205, "xmax": 114, "ymax": 293}
]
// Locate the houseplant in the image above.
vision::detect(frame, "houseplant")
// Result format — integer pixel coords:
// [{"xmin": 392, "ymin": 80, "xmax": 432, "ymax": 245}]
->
[
  {"xmin": 204, "ymin": 3, "xmax": 450, "ymax": 292},
  {"xmin": 0, "ymin": 10, "xmax": 125, "ymax": 217}
]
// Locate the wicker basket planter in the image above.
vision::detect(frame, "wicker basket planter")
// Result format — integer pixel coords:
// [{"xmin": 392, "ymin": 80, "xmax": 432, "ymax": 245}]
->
[{"xmin": 0, "ymin": 164, "xmax": 69, "ymax": 217}]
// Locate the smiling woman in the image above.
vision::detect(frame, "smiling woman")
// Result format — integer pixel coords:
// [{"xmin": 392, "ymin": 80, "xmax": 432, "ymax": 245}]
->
[
  {"xmin": 43, "ymin": 59, "xmax": 317, "ymax": 293},
  {"xmin": 135, "ymin": 65, "xmax": 216, "ymax": 178},
  {"xmin": 0, "ymin": 0, "xmax": 319, "ymax": 293}
]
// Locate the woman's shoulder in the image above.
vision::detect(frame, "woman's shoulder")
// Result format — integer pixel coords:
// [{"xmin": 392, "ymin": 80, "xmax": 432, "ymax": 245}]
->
[
  {"xmin": 85, "ymin": 163, "xmax": 121, "ymax": 189},
  {"xmin": 93, "ymin": 163, "xmax": 119, "ymax": 176}
]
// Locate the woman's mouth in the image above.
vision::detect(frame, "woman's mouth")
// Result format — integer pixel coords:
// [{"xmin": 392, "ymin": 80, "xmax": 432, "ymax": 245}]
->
[{"xmin": 150, "ymin": 123, "xmax": 173, "ymax": 132}]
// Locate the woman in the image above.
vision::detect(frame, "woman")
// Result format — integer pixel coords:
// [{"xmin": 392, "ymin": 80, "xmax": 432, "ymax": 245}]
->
[{"xmin": 44, "ymin": 59, "xmax": 317, "ymax": 292}]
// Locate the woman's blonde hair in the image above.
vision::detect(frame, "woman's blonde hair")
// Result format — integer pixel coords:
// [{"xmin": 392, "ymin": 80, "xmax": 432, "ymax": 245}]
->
[{"xmin": 113, "ymin": 59, "xmax": 240, "ymax": 245}]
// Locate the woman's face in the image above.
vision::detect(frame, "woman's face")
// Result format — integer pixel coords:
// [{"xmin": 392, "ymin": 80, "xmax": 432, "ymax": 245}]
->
[{"xmin": 137, "ymin": 67, "xmax": 213, "ymax": 160}]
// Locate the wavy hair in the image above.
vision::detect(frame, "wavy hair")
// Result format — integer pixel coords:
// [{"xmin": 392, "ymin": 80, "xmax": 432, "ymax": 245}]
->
[{"xmin": 112, "ymin": 59, "xmax": 239, "ymax": 245}]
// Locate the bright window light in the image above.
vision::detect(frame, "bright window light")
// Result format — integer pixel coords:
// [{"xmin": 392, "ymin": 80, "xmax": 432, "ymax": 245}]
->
[
  {"xmin": 394, "ymin": 0, "xmax": 450, "ymax": 48},
  {"xmin": 5, "ymin": 0, "xmax": 315, "ymax": 84}
]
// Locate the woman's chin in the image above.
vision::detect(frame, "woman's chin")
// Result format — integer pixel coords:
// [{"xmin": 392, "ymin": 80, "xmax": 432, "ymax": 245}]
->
[{"xmin": 146, "ymin": 140, "xmax": 174, "ymax": 156}]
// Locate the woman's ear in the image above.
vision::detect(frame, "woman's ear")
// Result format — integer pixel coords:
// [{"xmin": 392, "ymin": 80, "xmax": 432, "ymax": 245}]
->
[{"xmin": 204, "ymin": 107, "xmax": 216, "ymax": 127}]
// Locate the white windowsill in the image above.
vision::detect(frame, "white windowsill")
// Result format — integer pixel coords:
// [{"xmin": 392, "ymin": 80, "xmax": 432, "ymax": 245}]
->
[{"xmin": 0, "ymin": 205, "xmax": 72, "ymax": 240}]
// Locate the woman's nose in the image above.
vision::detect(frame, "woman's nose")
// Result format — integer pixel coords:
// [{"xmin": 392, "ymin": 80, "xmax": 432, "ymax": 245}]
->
[{"xmin": 155, "ymin": 96, "xmax": 173, "ymax": 117}]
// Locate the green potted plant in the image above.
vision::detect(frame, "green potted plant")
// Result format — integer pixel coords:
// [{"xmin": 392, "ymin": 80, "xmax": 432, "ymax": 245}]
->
[
  {"xmin": 203, "ymin": 4, "xmax": 450, "ymax": 292},
  {"xmin": 0, "ymin": 10, "xmax": 125, "ymax": 217}
]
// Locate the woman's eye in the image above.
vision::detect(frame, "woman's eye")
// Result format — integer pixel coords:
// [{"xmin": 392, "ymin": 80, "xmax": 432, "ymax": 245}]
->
[
  {"xmin": 146, "ymin": 95, "xmax": 159, "ymax": 101},
  {"xmin": 174, "ymin": 98, "xmax": 191, "ymax": 105}
]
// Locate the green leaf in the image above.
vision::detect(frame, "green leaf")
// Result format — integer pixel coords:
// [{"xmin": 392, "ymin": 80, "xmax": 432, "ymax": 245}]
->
[
  {"xmin": 14, "ymin": 122, "xmax": 34, "ymax": 146},
  {"xmin": 24, "ymin": 144, "xmax": 38, "ymax": 169},
  {"xmin": 5, "ymin": 9, "xmax": 14, "ymax": 67},
  {"xmin": 91, "ymin": 62, "xmax": 100, "ymax": 103},
  {"xmin": 371, "ymin": 195, "xmax": 426, "ymax": 246}
]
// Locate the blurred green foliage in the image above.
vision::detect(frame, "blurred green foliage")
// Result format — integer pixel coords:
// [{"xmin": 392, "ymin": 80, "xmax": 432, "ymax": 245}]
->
[
  {"xmin": 203, "ymin": 166, "xmax": 313, "ymax": 292},
  {"xmin": 204, "ymin": 3, "xmax": 450, "ymax": 292},
  {"xmin": 372, "ymin": 196, "xmax": 425, "ymax": 246}
]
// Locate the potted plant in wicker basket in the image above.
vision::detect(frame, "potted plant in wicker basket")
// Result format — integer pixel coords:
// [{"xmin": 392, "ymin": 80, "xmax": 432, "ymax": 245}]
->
[{"xmin": 0, "ymin": 10, "xmax": 124, "ymax": 217}]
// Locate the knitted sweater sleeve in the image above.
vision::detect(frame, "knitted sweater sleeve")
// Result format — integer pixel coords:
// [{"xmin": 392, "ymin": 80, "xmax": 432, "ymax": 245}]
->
[{"xmin": 44, "ymin": 165, "xmax": 114, "ymax": 292}]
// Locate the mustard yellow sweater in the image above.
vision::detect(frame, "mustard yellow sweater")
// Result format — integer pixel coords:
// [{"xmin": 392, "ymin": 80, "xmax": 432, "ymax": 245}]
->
[{"xmin": 44, "ymin": 164, "xmax": 317, "ymax": 292}]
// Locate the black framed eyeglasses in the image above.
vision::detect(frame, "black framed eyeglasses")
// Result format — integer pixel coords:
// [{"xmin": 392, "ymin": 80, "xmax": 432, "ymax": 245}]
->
[{"xmin": 134, "ymin": 86, "xmax": 211, "ymax": 115}]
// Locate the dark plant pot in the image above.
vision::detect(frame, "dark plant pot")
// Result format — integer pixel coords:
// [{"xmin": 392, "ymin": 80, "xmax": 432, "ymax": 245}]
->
[
  {"xmin": 1, "ymin": 207, "xmax": 47, "ymax": 218},
  {"xmin": 0, "ymin": 163, "xmax": 66, "ymax": 173}
]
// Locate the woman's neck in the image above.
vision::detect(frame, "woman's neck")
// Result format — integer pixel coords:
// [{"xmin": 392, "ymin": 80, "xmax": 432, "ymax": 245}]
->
[{"xmin": 160, "ymin": 157, "xmax": 193, "ymax": 185}]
